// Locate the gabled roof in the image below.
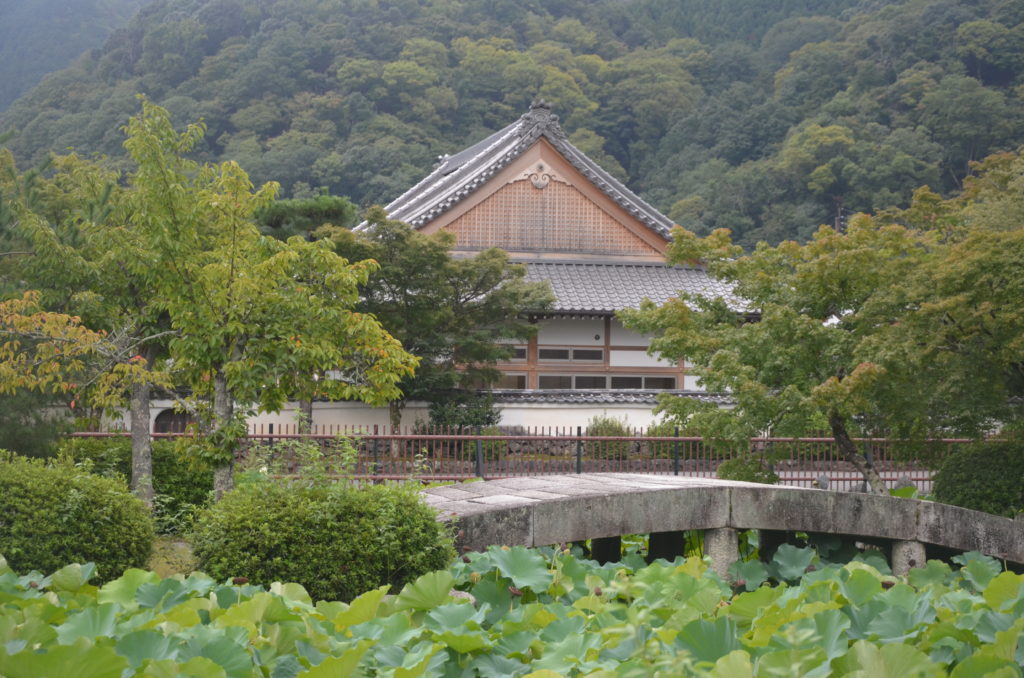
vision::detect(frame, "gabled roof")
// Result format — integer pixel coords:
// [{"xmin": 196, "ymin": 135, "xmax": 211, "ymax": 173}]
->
[
  {"xmin": 378, "ymin": 100, "xmax": 676, "ymax": 239},
  {"xmin": 521, "ymin": 260, "xmax": 747, "ymax": 314}
]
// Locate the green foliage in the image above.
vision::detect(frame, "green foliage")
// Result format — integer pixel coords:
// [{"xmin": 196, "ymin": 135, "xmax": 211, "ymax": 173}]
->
[
  {"xmin": 57, "ymin": 436, "xmax": 213, "ymax": 532},
  {"xmin": 0, "ymin": 452, "xmax": 153, "ymax": 581},
  {"xmin": 5, "ymin": 0, "xmax": 1021, "ymax": 246},
  {"xmin": 0, "ymin": 390, "xmax": 71, "ymax": 457},
  {"xmin": 253, "ymin": 193, "xmax": 358, "ymax": 239},
  {"xmin": 2, "ymin": 546, "xmax": 1023, "ymax": 676},
  {"xmin": 933, "ymin": 439, "xmax": 1024, "ymax": 518},
  {"xmin": 716, "ymin": 453, "xmax": 780, "ymax": 485},
  {"xmin": 334, "ymin": 210, "xmax": 552, "ymax": 423},
  {"xmin": 645, "ymin": 418, "xmax": 683, "ymax": 458},
  {"xmin": 585, "ymin": 414, "xmax": 633, "ymax": 460},
  {"xmin": 427, "ymin": 390, "xmax": 502, "ymax": 431},
  {"xmin": 190, "ymin": 480, "xmax": 455, "ymax": 602}
]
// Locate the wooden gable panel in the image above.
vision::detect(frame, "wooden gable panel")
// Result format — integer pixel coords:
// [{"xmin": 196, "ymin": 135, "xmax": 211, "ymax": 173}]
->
[
  {"xmin": 420, "ymin": 139, "xmax": 668, "ymax": 259},
  {"xmin": 445, "ymin": 178, "xmax": 662, "ymax": 256}
]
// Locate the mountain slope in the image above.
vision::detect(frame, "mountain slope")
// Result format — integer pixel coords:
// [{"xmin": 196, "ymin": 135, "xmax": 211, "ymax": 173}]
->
[{"xmin": 2, "ymin": 0, "xmax": 1021, "ymax": 246}]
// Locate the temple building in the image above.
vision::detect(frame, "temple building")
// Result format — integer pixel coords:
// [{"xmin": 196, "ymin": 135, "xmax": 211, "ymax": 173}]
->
[{"xmin": 172, "ymin": 102, "xmax": 737, "ymax": 432}]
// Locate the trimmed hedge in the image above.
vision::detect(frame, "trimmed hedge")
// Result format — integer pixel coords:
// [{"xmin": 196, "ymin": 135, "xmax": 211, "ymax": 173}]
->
[
  {"xmin": 0, "ymin": 452, "xmax": 154, "ymax": 581},
  {"xmin": 933, "ymin": 440, "xmax": 1024, "ymax": 517},
  {"xmin": 59, "ymin": 436, "xmax": 214, "ymax": 531},
  {"xmin": 191, "ymin": 481, "xmax": 455, "ymax": 602}
]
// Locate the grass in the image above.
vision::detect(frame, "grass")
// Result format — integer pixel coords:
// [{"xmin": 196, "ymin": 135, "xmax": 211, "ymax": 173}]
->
[{"xmin": 147, "ymin": 535, "xmax": 197, "ymax": 578}]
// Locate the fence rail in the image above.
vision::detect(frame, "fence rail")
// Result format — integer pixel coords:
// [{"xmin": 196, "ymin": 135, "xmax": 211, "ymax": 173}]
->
[{"xmin": 71, "ymin": 425, "xmax": 969, "ymax": 492}]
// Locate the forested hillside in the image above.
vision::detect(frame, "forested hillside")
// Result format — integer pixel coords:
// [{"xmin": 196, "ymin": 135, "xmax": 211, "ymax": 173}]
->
[
  {"xmin": 0, "ymin": 0, "xmax": 148, "ymax": 111},
  {"xmin": 2, "ymin": 0, "xmax": 1022, "ymax": 246}
]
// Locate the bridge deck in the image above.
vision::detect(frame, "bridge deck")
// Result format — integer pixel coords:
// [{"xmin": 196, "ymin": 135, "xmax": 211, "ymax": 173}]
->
[{"xmin": 423, "ymin": 474, "xmax": 1024, "ymax": 567}]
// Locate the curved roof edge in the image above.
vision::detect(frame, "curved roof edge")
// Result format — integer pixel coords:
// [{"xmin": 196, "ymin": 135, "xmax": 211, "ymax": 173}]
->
[{"xmin": 365, "ymin": 100, "xmax": 677, "ymax": 239}]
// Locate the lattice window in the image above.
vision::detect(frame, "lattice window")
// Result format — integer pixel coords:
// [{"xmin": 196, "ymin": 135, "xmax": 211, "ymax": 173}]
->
[{"xmin": 446, "ymin": 179, "xmax": 660, "ymax": 255}]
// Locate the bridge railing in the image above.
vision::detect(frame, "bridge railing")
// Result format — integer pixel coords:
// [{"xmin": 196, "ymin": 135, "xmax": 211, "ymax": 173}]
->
[{"xmin": 71, "ymin": 424, "xmax": 967, "ymax": 492}]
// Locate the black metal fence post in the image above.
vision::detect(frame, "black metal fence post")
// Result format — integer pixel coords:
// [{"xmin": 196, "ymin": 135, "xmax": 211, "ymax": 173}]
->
[
  {"xmin": 576, "ymin": 426, "xmax": 583, "ymax": 474},
  {"xmin": 475, "ymin": 426, "xmax": 484, "ymax": 478},
  {"xmin": 673, "ymin": 426, "xmax": 680, "ymax": 476}
]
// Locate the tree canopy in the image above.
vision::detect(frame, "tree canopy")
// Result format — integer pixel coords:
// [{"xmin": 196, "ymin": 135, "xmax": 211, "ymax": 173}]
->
[
  {"xmin": 326, "ymin": 207, "xmax": 554, "ymax": 427},
  {"xmin": 620, "ymin": 148, "xmax": 1024, "ymax": 494}
]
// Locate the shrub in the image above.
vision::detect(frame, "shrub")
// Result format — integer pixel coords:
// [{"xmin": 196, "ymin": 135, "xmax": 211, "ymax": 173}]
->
[
  {"xmin": 0, "ymin": 452, "xmax": 154, "ymax": 581},
  {"xmin": 191, "ymin": 481, "xmax": 455, "ymax": 602},
  {"xmin": 585, "ymin": 415, "xmax": 633, "ymax": 460},
  {"xmin": 933, "ymin": 439, "xmax": 1024, "ymax": 517},
  {"xmin": 644, "ymin": 420, "xmax": 681, "ymax": 459},
  {"xmin": 717, "ymin": 452, "xmax": 780, "ymax": 484},
  {"xmin": 59, "ymin": 436, "xmax": 214, "ymax": 532},
  {"xmin": 427, "ymin": 391, "xmax": 501, "ymax": 431}
]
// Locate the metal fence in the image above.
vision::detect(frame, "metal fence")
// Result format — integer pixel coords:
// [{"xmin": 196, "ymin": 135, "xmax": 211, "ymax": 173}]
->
[{"xmin": 73, "ymin": 424, "xmax": 968, "ymax": 492}]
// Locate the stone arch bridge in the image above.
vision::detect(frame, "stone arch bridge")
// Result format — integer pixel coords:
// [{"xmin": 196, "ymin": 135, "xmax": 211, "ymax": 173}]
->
[{"xmin": 422, "ymin": 474, "xmax": 1024, "ymax": 576}]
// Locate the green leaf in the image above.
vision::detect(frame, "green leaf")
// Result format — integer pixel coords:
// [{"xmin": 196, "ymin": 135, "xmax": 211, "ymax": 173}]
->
[
  {"xmin": 270, "ymin": 581, "xmax": 313, "ymax": 605},
  {"xmin": 295, "ymin": 640, "xmax": 373, "ymax": 678},
  {"xmin": 50, "ymin": 563, "xmax": 96, "ymax": 592},
  {"xmin": 771, "ymin": 544, "xmax": 817, "ymax": 582},
  {"xmin": 707, "ymin": 650, "xmax": 754, "ymax": 678},
  {"xmin": 830, "ymin": 640, "xmax": 942, "ymax": 677},
  {"xmin": 843, "ymin": 568, "xmax": 883, "ymax": 607},
  {"xmin": 949, "ymin": 655, "xmax": 1020, "ymax": 678},
  {"xmin": 329, "ymin": 586, "xmax": 389, "ymax": 628},
  {"xmin": 394, "ymin": 571, "xmax": 455, "ymax": 612},
  {"xmin": 728, "ymin": 560, "xmax": 768, "ymax": 591},
  {"xmin": 983, "ymin": 572, "xmax": 1023, "ymax": 612},
  {"xmin": 115, "ymin": 630, "xmax": 180, "ymax": 667},
  {"xmin": 97, "ymin": 569, "xmax": 160, "ymax": 606},
  {"xmin": 674, "ymin": 617, "xmax": 741, "ymax": 664},
  {"xmin": 55, "ymin": 603, "xmax": 118, "ymax": 644},
  {"xmin": 962, "ymin": 557, "xmax": 1001, "ymax": 592},
  {"xmin": 0, "ymin": 639, "xmax": 129, "ymax": 678},
  {"xmin": 908, "ymin": 560, "xmax": 953, "ymax": 590},
  {"xmin": 487, "ymin": 546, "xmax": 554, "ymax": 592}
]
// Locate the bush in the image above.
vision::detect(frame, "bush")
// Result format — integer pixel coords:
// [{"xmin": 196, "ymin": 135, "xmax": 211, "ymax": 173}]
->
[
  {"xmin": 585, "ymin": 415, "xmax": 633, "ymax": 460},
  {"xmin": 0, "ymin": 452, "xmax": 154, "ymax": 581},
  {"xmin": 933, "ymin": 440, "xmax": 1024, "ymax": 517},
  {"xmin": 644, "ymin": 420, "xmax": 680, "ymax": 459},
  {"xmin": 191, "ymin": 481, "xmax": 455, "ymax": 602},
  {"xmin": 717, "ymin": 453, "xmax": 780, "ymax": 484},
  {"xmin": 59, "ymin": 436, "xmax": 214, "ymax": 532}
]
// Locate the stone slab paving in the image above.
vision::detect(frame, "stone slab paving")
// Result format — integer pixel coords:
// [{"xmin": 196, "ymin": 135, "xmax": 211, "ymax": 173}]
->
[{"xmin": 423, "ymin": 474, "xmax": 1024, "ymax": 566}]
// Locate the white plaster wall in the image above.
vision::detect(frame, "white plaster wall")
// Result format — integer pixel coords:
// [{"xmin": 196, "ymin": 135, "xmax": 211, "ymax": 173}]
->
[
  {"xmin": 683, "ymin": 375, "xmax": 704, "ymax": 391},
  {"xmin": 609, "ymin": 349, "xmax": 673, "ymax": 368},
  {"xmin": 496, "ymin": 403, "xmax": 659, "ymax": 430},
  {"xmin": 537, "ymin": 318, "xmax": 605, "ymax": 345},
  {"xmin": 609, "ymin": 318, "xmax": 652, "ymax": 347}
]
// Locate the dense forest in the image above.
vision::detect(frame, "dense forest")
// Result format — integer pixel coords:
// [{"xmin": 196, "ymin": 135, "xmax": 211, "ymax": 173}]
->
[
  {"xmin": 0, "ymin": 0, "xmax": 147, "ymax": 111},
  {"xmin": 2, "ymin": 0, "xmax": 1022, "ymax": 247}
]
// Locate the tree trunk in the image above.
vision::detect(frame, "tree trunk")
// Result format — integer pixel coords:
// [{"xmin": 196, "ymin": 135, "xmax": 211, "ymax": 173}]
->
[
  {"xmin": 298, "ymin": 399, "xmax": 313, "ymax": 433},
  {"xmin": 212, "ymin": 370, "xmax": 234, "ymax": 499},
  {"xmin": 829, "ymin": 411, "xmax": 887, "ymax": 495},
  {"xmin": 129, "ymin": 380, "xmax": 154, "ymax": 507},
  {"xmin": 388, "ymin": 400, "xmax": 404, "ymax": 457}
]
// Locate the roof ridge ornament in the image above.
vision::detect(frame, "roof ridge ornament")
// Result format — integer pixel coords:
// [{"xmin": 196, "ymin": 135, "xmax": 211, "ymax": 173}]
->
[{"xmin": 523, "ymin": 99, "xmax": 559, "ymax": 132}]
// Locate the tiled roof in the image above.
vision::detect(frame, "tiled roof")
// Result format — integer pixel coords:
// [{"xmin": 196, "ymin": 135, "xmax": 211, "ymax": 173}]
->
[
  {"xmin": 368, "ymin": 100, "xmax": 676, "ymax": 239},
  {"xmin": 488, "ymin": 390, "xmax": 733, "ymax": 405},
  {"xmin": 522, "ymin": 260, "xmax": 746, "ymax": 314}
]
